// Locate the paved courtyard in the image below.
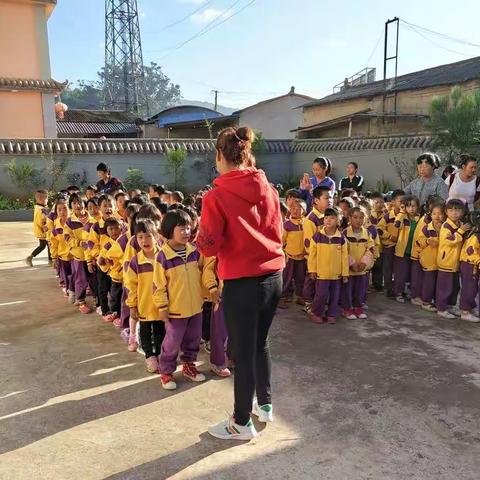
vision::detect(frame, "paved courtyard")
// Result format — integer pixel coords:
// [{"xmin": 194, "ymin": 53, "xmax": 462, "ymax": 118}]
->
[{"xmin": 1, "ymin": 222, "xmax": 480, "ymax": 479}]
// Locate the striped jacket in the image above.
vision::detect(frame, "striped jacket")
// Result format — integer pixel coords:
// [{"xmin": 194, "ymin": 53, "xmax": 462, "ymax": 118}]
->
[
  {"xmin": 282, "ymin": 217, "xmax": 305, "ymax": 260},
  {"xmin": 437, "ymin": 218, "xmax": 467, "ymax": 272},
  {"xmin": 64, "ymin": 212, "xmax": 90, "ymax": 261}
]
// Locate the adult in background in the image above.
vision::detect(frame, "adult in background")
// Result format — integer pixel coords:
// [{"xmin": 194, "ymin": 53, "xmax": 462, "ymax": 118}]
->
[
  {"xmin": 339, "ymin": 161, "xmax": 364, "ymax": 192},
  {"xmin": 95, "ymin": 162, "xmax": 125, "ymax": 195},
  {"xmin": 197, "ymin": 126, "xmax": 284, "ymax": 441},
  {"xmin": 445, "ymin": 154, "xmax": 480, "ymax": 210},
  {"xmin": 403, "ymin": 153, "xmax": 448, "ymax": 206},
  {"xmin": 300, "ymin": 156, "xmax": 335, "ymax": 211}
]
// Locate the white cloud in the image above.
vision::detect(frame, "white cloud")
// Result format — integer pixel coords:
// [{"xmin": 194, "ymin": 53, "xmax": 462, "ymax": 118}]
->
[{"xmin": 191, "ymin": 8, "xmax": 227, "ymax": 24}]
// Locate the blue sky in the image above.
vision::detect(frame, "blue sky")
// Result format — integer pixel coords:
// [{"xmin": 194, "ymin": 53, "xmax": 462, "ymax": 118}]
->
[{"xmin": 48, "ymin": 0, "xmax": 480, "ymax": 109}]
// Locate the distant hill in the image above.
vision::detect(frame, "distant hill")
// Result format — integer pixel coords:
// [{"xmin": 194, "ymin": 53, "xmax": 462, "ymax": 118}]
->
[{"xmin": 177, "ymin": 99, "xmax": 236, "ymax": 116}]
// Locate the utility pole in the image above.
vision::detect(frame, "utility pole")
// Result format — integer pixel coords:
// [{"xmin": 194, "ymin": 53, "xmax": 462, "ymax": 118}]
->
[
  {"xmin": 212, "ymin": 90, "xmax": 219, "ymax": 111},
  {"xmin": 382, "ymin": 16, "xmax": 400, "ymax": 117}
]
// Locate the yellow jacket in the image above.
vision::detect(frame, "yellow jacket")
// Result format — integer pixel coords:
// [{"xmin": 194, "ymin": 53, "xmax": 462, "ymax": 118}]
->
[
  {"xmin": 152, "ymin": 243, "xmax": 204, "ymax": 319},
  {"xmin": 394, "ymin": 213, "xmax": 421, "ymax": 258},
  {"xmin": 283, "ymin": 217, "xmax": 305, "ymax": 260},
  {"xmin": 307, "ymin": 227, "xmax": 349, "ymax": 280},
  {"xmin": 50, "ymin": 218, "xmax": 72, "ymax": 261},
  {"xmin": 124, "ymin": 248, "xmax": 160, "ymax": 321},
  {"xmin": 410, "ymin": 215, "xmax": 428, "ymax": 260},
  {"xmin": 98, "ymin": 239, "xmax": 123, "ymax": 283},
  {"xmin": 202, "ymin": 255, "xmax": 223, "ymax": 302},
  {"xmin": 87, "ymin": 218, "xmax": 117, "ymax": 264},
  {"xmin": 344, "ymin": 226, "xmax": 376, "ymax": 276},
  {"xmin": 64, "ymin": 213, "xmax": 90, "ymax": 261},
  {"xmin": 303, "ymin": 207, "xmax": 324, "ymax": 253},
  {"xmin": 46, "ymin": 210, "xmax": 57, "ymax": 242},
  {"xmin": 366, "ymin": 222, "xmax": 381, "ymax": 258},
  {"xmin": 460, "ymin": 233, "xmax": 480, "ymax": 266},
  {"xmin": 417, "ymin": 221, "xmax": 441, "ymax": 271},
  {"xmin": 123, "ymin": 235, "xmax": 142, "ymax": 272},
  {"xmin": 33, "ymin": 204, "xmax": 48, "ymax": 240},
  {"xmin": 379, "ymin": 208, "xmax": 400, "ymax": 249},
  {"xmin": 437, "ymin": 218, "xmax": 467, "ymax": 272}
]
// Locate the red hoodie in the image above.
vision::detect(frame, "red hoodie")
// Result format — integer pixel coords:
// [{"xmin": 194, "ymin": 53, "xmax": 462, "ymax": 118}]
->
[{"xmin": 197, "ymin": 168, "xmax": 285, "ymax": 280}]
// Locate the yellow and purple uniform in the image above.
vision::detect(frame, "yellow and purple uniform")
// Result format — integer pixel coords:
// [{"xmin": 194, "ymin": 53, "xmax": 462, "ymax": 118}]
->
[
  {"xmin": 283, "ymin": 217, "xmax": 305, "ymax": 260},
  {"xmin": 98, "ymin": 239, "xmax": 123, "ymax": 283},
  {"xmin": 87, "ymin": 218, "xmax": 116, "ymax": 265},
  {"xmin": 64, "ymin": 213, "xmax": 90, "ymax": 261},
  {"xmin": 416, "ymin": 222, "xmax": 441, "ymax": 271},
  {"xmin": 33, "ymin": 204, "xmax": 48, "ymax": 240},
  {"xmin": 50, "ymin": 218, "xmax": 72, "ymax": 262},
  {"xmin": 303, "ymin": 207, "xmax": 324, "ymax": 253},
  {"xmin": 437, "ymin": 219, "xmax": 467, "ymax": 272},
  {"xmin": 152, "ymin": 243, "xmax": 204, "ymax": 319},
  {"xmin": 343, "ymin": 226, "xmax": 376, "ymax": 275},
  {"xmin": 202, "ymin": 255, "xmax": 223, "ymax": 302},
  {"xmin": 124, "ymin": 247, "xmax": 160, "ymax": 321},
  {"xmin": 394, "ymin": 213, "xmax": 421, "ymax": 258},
  {"xmin": 410, "ymin": 214, "xmax": 429, "ymax": 261},
  {"xmin": 460, "ymin": 233, "xmax": 480, "ymax": 266},
  {"xmin": 380, "ymin": 208, "xmax": 400, "ymax": 248}
]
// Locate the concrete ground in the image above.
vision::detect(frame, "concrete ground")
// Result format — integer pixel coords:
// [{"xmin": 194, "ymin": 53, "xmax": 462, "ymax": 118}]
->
[{"xmin": 1, "ymin": 222, "xmax": 480, "ymax": 480}]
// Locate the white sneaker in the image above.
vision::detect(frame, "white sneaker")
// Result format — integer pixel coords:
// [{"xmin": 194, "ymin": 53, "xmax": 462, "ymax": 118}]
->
[
  {"xmin": 422, "ymin": 303, "xmax": 437, "ymax": 312},
  {"xmin": 395, "ymin": 295, "xmax": 405, "ymax": 304},
  {"xmin": 208, "ymin": 416, "xmax": 257, "ymax": 441},
  {"xmin": 438, "ymin": 310, "xmax": 456, "ymax": 319},
  {"xmin": 461, "ymin": 312, "xmax": 480, "ymax": 323},
  {"xmin": 449, "ymin": 306, "xmax": 461, "ymax": 317},
  {"xmin": 411, "ymin": 297, "xmax": 423, "ymax": 306},
  {"xmin": 68, "ymin": 290, "xmax": 76, "ymax": 304},
  {"xmin": 252, "ymin": 399, "xmax": 273, "ymax": 423}
]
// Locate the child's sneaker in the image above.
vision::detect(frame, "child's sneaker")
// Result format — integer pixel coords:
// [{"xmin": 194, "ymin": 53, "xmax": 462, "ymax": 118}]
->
[
  {"xmin": 211, "ymin": 365, "xmax": 231, "ymax": 377},
  {"xmin": 160, "ymin": 373, "xmax": 177, "ymax": 390},
  {"xmin": 354, "ymin": 307, "xmax": 367, "ymax": 319},
  {"xmin": 278, "ymin": 298, "xmax": 289, "ymax": 309},
  {"xmin": 295, "ymin": 297, "xmax": 306, "ymax": 306},
  {"xmin": 127, "ymin": 336, "xmax": 138, "ymax": 352},
  {"xmin": 311, "ymin": 314, "xmax": 324, "ymax": 324},
  {"xmin": 438, "ymin": 310, "xmax": 456, "ymax": 319},
  {"xmin": 78, "ymin": 303, "xmax": 92, "ymax": 314},
  {"xmin": 411, "ymin": 297, "xmax": 423, "ymax": 306},
  {"xmin": 182, "ymin": 362, "xmax": 206, "ymax": 382},
  {"xmin": 120, "ymin": 328, "xmax": 130, "ymax": 343},
  {"xmin": 422, "ymin": 303, "xmax": 437, "ymax": 312},
  {"xmin": 449, "ymin": 306, "xmax": 461, "ymax": 317},
  {"xmin": 112, "ymin": 315, "xmax": 122, "ymax": 328},
  {"xmin": 395, "ymin": 295, "xmax": 405, "ymax": 304},
  {"xmin": 252, "ymin": 399, "xmax": 273, "ymax": 423},
  {"xmin": 208, "ymin": 415, "xmax": 257, "ymax": 441},
  {"xmin": 203, "ymin": 341, "xmax": 211, "ymax": 354},
  {"xmin": 461, "ymin": 311, "xmax": 480, "ymax": 323},
  {"xmin": 68, "ymin": 290, "xmax": 76, "ymax": 304},
  {"xmin": 303, "ymin": 301, "xmax": 312, "ymax": 315},
  {"xmin": 145, "ymin": 356, "xmax": 159, "ymax": 373},
  {"xmin": 102, "ymin": 313, "xmax": 115, "ymax": 322},
  {"xmin": 96, "ymin": 306, "xmax": 102, "ymax": 315},
  {"xmin": 343, "ymin": 309, "xmax": 357, "ymax": 320},
  {"xmin": 25, "ymin": 256, "xmax": 33, "ymax": 267},
  {"xmin": 327, "ymin": 316, "xmax": 337, "ymax": 324}
]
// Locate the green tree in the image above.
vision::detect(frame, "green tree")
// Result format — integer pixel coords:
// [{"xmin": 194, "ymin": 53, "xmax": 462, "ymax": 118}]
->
[
  {"xmin": 428, "ymin": 86, "xmax": 480, "ymax": 161},
  {"xmin": 166, "ymin": 147, "xmax": 187, "ymax": 190}
]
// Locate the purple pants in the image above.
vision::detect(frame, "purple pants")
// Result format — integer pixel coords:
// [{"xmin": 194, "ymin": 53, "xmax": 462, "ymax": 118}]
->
[
  {"xmin": 282, "ymin": 258, "xmax": 306, "ymax": 298},
  {"xmin": 436, "ymin": 271, "xmax": 460, "ymax": 312},
  {"xmin": 394, "ymin": 256, "xmax": 411, "ymax": 296},
  {"xmin": 303, "ymin": 276, "xmax": 316, "ymax": 303},
  {"xmin": 383, "ymin": 246, "xmax": 395, "ymax": 293},
  {"xmin": 159, "ymin": 313, "xmax": 202, "ymax": 374},
  {"xmin": 410, "ymin": 260, "xmax": 423, "ymax": 299},
  {"xmin": 312, "ymin": 279, "xmax": 341, "ymax": 318},
  {"xmin": 421, "ymin": 270, "xmax": 437, "ymax": 304},
  {"xmin": 72, "ymin": 259, "xmax": 89, "ymax": 302},
  {"xmin": 59, "ymin": 259, "xmax": 73, "ymax": 292},
  {"xmin": 210, "ymin": 303, "xmax": 228, "ymax": 368},
  {"xmin": 459, "ymin": 262, "xmax": 478, "ymax": 312},
  {"xmin": 120, "ymin": 287, "xmax": 130, "ymax": 329},
  {"xmin": 341, "ymin": 274, "xmax": 368, "ymax": 309}
]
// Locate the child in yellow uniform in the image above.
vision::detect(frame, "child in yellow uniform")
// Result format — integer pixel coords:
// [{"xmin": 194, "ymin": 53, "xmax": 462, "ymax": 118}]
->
[
  {"xmin": 416, "ymin": 204, "xmax": 445, "ymax": 312},
  {"xmin": 458, "ymin": 212, "xmax": 480, "ymax": 322},
  {"xmin": 393, "ymin": 196, "xmax": 421, "ymax": 303},
  {"xmin": 26, "ymin": 190, "xmax": 50, "ymax": 266},
  {"xmin": 279, "ymin": 199, "xmax": 307, "ymax": 309},
  {"xmin": 124, "ymin": 219, "xmax": 165, "ymax": 373},
  {"xmin": 307, "ymin": 207, "xmax": 349, "ymax": 324},
  {"xmin": 98, "ymin": 217, "xmax": 124, "ymax": 325},
  {"xmin": 50, "ymin": 199, "xmax": 73, "ymax": 300},
  {"xmin": 153, "ymin": 210, "xmax": 205, "ymax": 390},
  {"xmin": 436, "ymin": 199, "xmax": 470, "ymax": 318},
  {"xmin": 368, "ymin": 192, "xmax": 386, "ymax": 291},
  {"xmin": 342, "ymin": 207, "xmax": 375, "ymax": 320}
]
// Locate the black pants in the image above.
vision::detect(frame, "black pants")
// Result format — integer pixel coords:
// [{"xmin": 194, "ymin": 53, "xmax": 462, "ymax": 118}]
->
[
  {"xmin": 139, "ymin": 321, "xmax": 166, "ymax": 359},
  {"xmin": 371, "ymin": 254, "xmax": 384, "ymax": 290},
  {"xmin": 202, "ymin": 302, "xmax": 213, "ymax": 341},
  {"xmin": 110, "ymin": 281, "xmax": 123, "ymax": 315},
  {"xmin": 97, "ymin": 269, "xmax": 112, "ymax": 315},
  {"xmin": 223, "ymin": 271, "xmax": 282, "ymax": 426},
  {"xmin": 31, "ymin": 239, "xmax": 51, "ymax": 260}
]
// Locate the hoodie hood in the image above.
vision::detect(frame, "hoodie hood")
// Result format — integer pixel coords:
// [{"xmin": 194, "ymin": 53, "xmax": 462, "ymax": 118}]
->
[{"xmin": 214, "ymin": 168, "xmax": 271, "ymax": 204}]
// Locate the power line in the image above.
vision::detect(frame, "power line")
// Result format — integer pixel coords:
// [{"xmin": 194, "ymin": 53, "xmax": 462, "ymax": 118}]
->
[
  {"xmin": 143, "ymin": 0, "xmax": 216, "ymax": 35},
  {"xmin": 365, "ymin": 28, "xmax": 384, "ymax": 65}
]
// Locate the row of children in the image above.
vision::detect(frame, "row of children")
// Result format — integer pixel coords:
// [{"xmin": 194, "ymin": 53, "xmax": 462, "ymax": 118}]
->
[
  {"xmin": 280, "ymin": 184, "xmax": 480, "ymax": 323},
  {"xmin": 30, "ymin": 186, "xmax": 232, "ymax": 391}
]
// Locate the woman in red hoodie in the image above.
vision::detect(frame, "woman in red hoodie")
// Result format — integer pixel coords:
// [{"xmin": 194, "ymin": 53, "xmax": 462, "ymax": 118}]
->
[{"xmin": 198, "ymin": 126, "xmax": 285, "ymax": 441}]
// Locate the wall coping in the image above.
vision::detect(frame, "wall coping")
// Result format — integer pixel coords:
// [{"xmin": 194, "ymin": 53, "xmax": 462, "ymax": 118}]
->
[{"xmin": 0, "ymin": 135, "xmax": 433, "ymax": 155}]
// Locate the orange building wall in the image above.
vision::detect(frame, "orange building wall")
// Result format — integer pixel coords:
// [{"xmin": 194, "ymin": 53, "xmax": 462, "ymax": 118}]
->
[
  {"xmin": 0, "ymin": 91, "xmax": 45, "ymax": 138},
  {"xmin": 0, "ymin": 1, "xmax": 43, "ymax": 79}
]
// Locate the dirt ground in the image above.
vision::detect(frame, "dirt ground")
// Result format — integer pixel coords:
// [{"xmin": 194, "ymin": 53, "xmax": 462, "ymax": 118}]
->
[{"xmin": 1, "ymin": 222, "xmax": 480, "ymax": 480}]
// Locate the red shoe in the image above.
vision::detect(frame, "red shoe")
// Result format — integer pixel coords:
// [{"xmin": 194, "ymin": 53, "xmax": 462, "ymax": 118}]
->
[
  {"xmin": 327, "ymin": 316, "xmax": 337, "ymax": 324},
  {"xmin": 311, "ymin": 314, "xmax": 324, "ymax": 324},
  {"xmin": 343, "ymin": 309, "xmax": 357, "ymax": 320},
  {"xmin": 182, "ymin": 362, "xmax": 206, "ymax": 382},
  {"xmin": 112, "ymin": 316, "xmax": 121, "ymax": 328},
  {"xmin": 102, "ymin": 313, "xmax": 115, "ymax": 322},
  {"xmin": 127, "ymin": 335, "xmax": 138, "ymax": 352},
  {"xmin": 353, "ymin": 308, "xmax": 367, "ymax": 319},
  {"xmin": 78, "ymin": 303, "xmax": 92, "ymax": 314},
  {"xmin": 160, "ymin": 373, "xmax": 177, "ymax": 390}
]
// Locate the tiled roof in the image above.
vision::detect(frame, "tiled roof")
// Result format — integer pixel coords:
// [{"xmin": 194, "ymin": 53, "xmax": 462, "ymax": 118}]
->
[
  {"xmin": 292, "ymin": 135, "xmax": 434, "ymax": 152},
  {"xmin": 56, "ymin": 122, "xmax": 139, "ymax": 136},
  {"xmin": 264, "ymin": 140, "xmax": 292, "ymax": 153},
  {"xmin": 233, "ymin": 91, "xmax": 316, "ymax": 115},
  {"xmin": 60, "ymin": 109, "xmax": 140, "ymax": 123},
  {"xmin": 303, "ymin": 56, "xmax": 480, "ymax": 108},
  {"xmin": 0, "ymin": 77, "xmax": 67, "ymax": 93}
]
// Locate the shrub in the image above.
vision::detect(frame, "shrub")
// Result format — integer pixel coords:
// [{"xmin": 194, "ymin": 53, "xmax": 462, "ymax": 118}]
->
[
  {"xmin": 5, "ymin": 159, "xmax": 44, "ymax": 192},
  {"xmin": 166, "ymin": 147, "xmax": 187, "ymax": 190},
  {"xmin": 0, "ymin": 194, "xmax": 25, "ymax": 210},
  {"xmin": 123, "ymin": 167, "xmax": 148, "ymax": 191},
  {"xmin": 66, "ymin": 169, "xmax": 88, "ymax": 188}
]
